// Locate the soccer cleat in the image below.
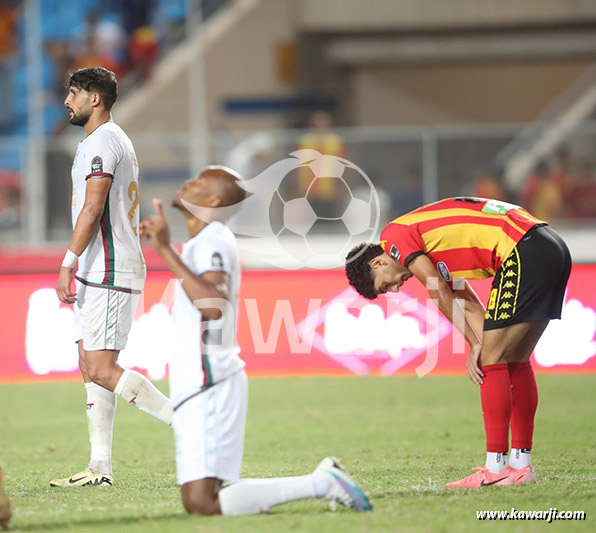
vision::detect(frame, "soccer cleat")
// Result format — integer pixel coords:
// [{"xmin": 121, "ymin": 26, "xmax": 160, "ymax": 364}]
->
[
  {"xmin": 445, "ymin": 466, "xmax": 514, "ymax": 488},
  {"xmin": 50, "ymin": 469, "xmax": 113, "ymax": 488},
  {"xmin": 0, "ymin": 468, "xmax": 11, "ymax": 531},
  {"xmin": 314, "ymin": 457, "xmax": 373, "ymax": 512},
  {"xmin": 502, "ymin": 465, "xmax": 537, "ymax": 485}
]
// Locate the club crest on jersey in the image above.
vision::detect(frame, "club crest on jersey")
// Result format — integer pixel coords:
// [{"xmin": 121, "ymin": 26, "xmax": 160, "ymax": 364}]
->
[
  {"xmin": 437, "ymin": 261, "xmax": 451, "ymax": 281},
  {"xmin": 91, "ymin": 156, "xmax": 103, "ymax": 173},
  {"xmin": 389, "ymin": 245, "xmax": 400, "ymax": 261},
  {"xmin": 211, "ymin": 252, "xmax": 223, "ymax": 269}
]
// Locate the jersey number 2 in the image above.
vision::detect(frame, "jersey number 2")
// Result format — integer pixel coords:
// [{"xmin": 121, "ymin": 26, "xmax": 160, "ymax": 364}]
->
[{"xmin": 128, "ymin": 182, "xmax": 140, "ymax": 236}]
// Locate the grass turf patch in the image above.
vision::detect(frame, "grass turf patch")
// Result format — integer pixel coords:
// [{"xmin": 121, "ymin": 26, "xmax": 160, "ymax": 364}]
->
[{"xmin": 0, "ymin": 375, "xmax": 594, "ymax": 532}]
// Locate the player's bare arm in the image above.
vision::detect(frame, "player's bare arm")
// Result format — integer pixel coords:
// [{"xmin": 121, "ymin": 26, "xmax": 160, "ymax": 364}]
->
[
  {"xmin": 407, "ymin": 254, "xmax": 485, "ymax": 386},
  {"xmin": 457, "ymin": 280, "xmax": 486, "ymax": 338},
  {"xmin": 457, "ymin": 281, "xmax": 487, "ymax": 385},
  {"xmin": 56, "ymin": 177, "xmax": 112, "ymax": 305},
  {"xmin": 141, "ymin": 198, "xmax": 229, "ymax": 319}
]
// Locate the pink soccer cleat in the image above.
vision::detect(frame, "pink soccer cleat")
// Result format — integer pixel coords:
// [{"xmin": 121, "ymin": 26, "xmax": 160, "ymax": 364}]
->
[
  {"xmin": 445, "ymin": 466, "xmax": 514, "ymax": 488},
  {"xmin": 502, "ymin": 465, "xmax": 537, "ymax": 485}
]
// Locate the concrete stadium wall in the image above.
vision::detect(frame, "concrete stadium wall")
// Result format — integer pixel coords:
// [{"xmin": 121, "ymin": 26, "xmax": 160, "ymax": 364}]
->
[
  {"xmin": 116, "ymin": 0, "xmax": 297, "ymax": 137},
  {"xmin": 349, "ymin": 59, "xmax": 596, "ymax": 126},
  {"xmin": 299, "ymin": 0, "xmax": 596, "ymax": 32}
]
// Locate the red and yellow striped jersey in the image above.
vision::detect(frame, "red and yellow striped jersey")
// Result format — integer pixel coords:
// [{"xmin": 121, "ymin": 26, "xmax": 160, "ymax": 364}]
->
[{"xmin": 380, "ymin": 197, "xmax": 546, "ymax": 280}]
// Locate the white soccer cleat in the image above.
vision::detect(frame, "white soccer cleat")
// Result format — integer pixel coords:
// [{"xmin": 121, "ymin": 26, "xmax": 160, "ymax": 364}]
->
[
  {"xmin": 50, "ymin": 469, "xmax": 113, "ymax": 488},
  {"xmin": 314, "ymin": 456, "xmax": 373, "ymax": 512}
]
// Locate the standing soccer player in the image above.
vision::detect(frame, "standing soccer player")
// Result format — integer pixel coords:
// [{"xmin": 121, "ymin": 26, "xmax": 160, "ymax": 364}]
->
[
  {"xmin": 52, "ymin": 67, "xmax": 173, "ymax": 487},
  {"xmin": 345, "ymin": 197, "xmax": 571, "ymax": 488},
  {"xmin": 141, "ymin": 166, "xmax": 372, "ymax": 515}
]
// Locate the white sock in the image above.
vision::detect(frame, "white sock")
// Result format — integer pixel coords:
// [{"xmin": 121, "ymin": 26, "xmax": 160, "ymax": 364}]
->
[
  {"xmin": 485, "ymin": 452, "xmax": 508, "ymax": 474},
  {"xmin": 114, "ymin": 369, "xmax": 173, "ymax": 425},
  {"xmin": 85, "ymin": 382, "xmax": 116, "ymax": 475},
  {"xmin": 218, "ymin": 474, "xmax": 331, "ymax": 516},
  {"xmin": 509, "ymin": 448, "xmax": 531, "ymax": 469}
]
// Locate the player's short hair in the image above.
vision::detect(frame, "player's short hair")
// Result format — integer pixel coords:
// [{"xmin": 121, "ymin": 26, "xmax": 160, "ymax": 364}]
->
[
  {"xmin": 345, "ymin": 243, "xmax": 384, "ymax": 300},
  {"xmin": 67, "ymin": 67, "xmax": 118, "ymax": 111},
  {"xmin": 199, "ymin": 166, "xmax": 247, "ymax": 220}
]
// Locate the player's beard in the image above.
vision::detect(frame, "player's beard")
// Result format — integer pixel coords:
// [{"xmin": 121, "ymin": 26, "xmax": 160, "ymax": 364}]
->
[{"xmin": 69, "ymin": 107, "xmax": 91, "ymax": 127}]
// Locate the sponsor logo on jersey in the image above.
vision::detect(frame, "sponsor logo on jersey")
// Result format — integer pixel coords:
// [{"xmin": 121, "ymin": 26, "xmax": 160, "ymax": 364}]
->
[
  {"xmin": 481, "ymin": 199, "xmax": 520, "ymax": 215},
  {"xmin": 437, "ymin": 261, "xmax": 451, "ymax": 281},
  {"xmin": 91, "ymin": 156, "xmax": 103, "ymax": 173},
  {"xmin": 389, "ymin": 245, "xmax": 400, "ymax": 261},
  {"xmin": 211, "ymin": 252, "xmax": 223, "ymax": 269}
]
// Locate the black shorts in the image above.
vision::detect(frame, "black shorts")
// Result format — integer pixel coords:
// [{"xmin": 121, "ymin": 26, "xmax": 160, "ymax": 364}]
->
[{"xmin": 483, "ymin": 225, "xmax": 572, "ymax": 331}]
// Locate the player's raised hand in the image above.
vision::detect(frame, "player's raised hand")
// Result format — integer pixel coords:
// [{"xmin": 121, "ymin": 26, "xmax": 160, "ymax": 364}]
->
[
  {"xmin": 153, "ymin": 198, "xmax": 166, "ymax": 219},
  {"xmin": 56, "ymin": 267, "xmax": 77, "ymax": 304},
  {"xmin": 466, "ymin": 343, "xmax": 484, "ymax": 386},
  {"xmin": 140, "ymin": 198, "xmax": 170, "ymax": 255}
]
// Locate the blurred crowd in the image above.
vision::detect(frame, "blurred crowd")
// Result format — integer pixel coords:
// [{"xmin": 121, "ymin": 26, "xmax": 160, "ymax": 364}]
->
[
  {"xmin": 473, "ymin": 148, "xmax": 596, "ymax": 222},
  {"xmin": 518, "ymin": 149, "xmax": 596, "ymax": 221},
  {"xmin": 48, "ymin": 4, "xmax": 166, "ymax": 128},
  {"xmin": 0, "ymin": 5, "xmax": 17, "ymax": 134},
  {"xmin": 0, "ymin": 0, "xmax": 204, "ymax": 231},
  {"xmin": 0, "ymin": 0, "xmax": 201, "ymax": 137}
]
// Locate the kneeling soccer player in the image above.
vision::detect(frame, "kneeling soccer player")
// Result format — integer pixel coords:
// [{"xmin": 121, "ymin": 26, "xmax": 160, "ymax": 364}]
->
[
  {"xmin": 141, "ymin": 166, "xmax": 372, "ymax": 515},
  {"xmin": 345, "ymin": 197, "xmax": 571, "ymax": 488}
]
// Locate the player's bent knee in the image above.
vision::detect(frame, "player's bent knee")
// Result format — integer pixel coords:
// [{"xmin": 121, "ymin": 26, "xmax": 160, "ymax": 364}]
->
[{"xmin": 182, "ymin": 493, "xmax": 219, "ymax": 516}]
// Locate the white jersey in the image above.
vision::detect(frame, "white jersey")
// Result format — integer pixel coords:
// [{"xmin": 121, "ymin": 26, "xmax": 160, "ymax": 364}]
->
[
  {"xmin": 169, "ymin": 222, "xmax": 245, "ymax": 410},
  {"xmin": 71, "ymin": 121, "xmax": 146, "ymax": 292}
]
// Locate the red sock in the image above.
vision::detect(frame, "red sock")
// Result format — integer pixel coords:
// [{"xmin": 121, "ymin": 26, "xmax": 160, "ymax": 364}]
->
[
  {"xmin": 508, "ymin": 362, "xmax": 538, "ymax": 450},
  {"xmin": 480, "ymin": 363, "xmax": 512, "ymax": 453}
]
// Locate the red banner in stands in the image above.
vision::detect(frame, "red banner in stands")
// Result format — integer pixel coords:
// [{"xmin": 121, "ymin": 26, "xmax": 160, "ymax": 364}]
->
[{"xmin": 0, "ymin": 266, "xmax": 595, "ymax": 383}]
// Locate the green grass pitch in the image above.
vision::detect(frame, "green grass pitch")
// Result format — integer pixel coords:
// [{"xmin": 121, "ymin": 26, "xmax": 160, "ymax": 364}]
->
[{"xmin": 0, "ymin": 375, "xmax": 594, "ymax": 532}]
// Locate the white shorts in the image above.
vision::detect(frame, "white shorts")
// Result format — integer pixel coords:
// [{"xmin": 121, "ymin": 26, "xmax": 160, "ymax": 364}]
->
[
  {"xmin": 173, "ymin": 370, "xmax": 248, "ymax": 486},
  {"xmin": 73, "ymin": 280, "xmax": 139, "ymax": 351}
]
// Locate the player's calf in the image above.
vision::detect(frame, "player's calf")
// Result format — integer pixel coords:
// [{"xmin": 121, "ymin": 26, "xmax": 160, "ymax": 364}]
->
[
  {"xmin": 114, "ymin": 369, "xmax": 173, "ymax": 425},
  {"xmin": 215, "ymin": 457, "xmax": 372, "ymax": 515}
]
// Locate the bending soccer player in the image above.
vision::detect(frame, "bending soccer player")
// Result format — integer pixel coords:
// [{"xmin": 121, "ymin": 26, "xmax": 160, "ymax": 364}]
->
[
  {"xmin": 52, "ymin": 68, "xmax": 173, "ymax": 488},
  {"xmin": 345, "ymin": 197, "xmax": 571, "ymax": 488},
  {"xmin": 141, "ymin": 166, "xmax": 372, "ymax": 515}
]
